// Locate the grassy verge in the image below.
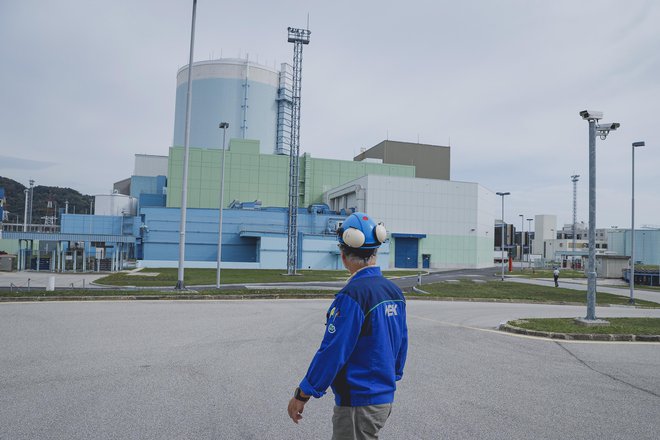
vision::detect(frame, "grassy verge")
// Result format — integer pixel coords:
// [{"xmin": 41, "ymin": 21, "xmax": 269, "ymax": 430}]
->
[
  {"xmin": 414, "ymin": 280, "xmax": 659, "ymax": 307},
  {"xmin": 94, "ymin": 268, "xmax": 418, "ymax": 287},
  {"xmin": 3, "ymin": 279, "xmax": 658, "ymax": 308},
  {"xmin": 510, "ymin": 318, "xmax": 660, "ymax": 335}
]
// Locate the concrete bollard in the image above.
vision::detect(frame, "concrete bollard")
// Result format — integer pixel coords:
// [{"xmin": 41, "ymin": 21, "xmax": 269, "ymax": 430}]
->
[{"xmin": 46, "ymin": 276, "xmax": 56, "ymax": 291}]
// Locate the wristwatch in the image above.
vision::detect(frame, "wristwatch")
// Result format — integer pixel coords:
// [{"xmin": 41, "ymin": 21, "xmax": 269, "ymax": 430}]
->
[{"xmin": 294, "ymin": 387, "xmax": 310, "ymax": 402}]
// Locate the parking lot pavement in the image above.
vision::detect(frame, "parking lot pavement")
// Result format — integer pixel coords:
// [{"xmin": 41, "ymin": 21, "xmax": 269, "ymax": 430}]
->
[
  {"xmin": 0, "ymin": 271, "xmax": 107, "ymax": 288},
  {"xmin": 0, "ymin": 299, "xmax": 658, "ymax": 440}
]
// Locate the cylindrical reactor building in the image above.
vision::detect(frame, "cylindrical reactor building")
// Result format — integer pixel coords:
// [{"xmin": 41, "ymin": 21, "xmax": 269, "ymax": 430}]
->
[{"xmin": 173, "ymin": 58, "xmax": 283, "ymax": 153}]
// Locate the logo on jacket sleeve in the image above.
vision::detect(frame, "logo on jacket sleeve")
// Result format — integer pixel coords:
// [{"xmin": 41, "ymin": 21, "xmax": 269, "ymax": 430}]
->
[
  {"xmin": 326, "ymin": 306, "xmax": 340, "ymax": 333},
  {"xmin": 385, "ymin": 304, "xmax": 398, "ymax": 316}
]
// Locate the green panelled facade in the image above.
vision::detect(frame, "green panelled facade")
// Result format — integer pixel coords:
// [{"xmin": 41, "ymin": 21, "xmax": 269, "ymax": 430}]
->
[{"xmin": 167, "ymin": 140, "xmax": 415, "ymax": 209}]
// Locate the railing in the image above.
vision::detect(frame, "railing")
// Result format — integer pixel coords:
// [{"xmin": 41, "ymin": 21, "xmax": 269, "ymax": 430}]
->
[{"xmin": 1, "ymin": 223, "xmax": 61, "ymax": 233}]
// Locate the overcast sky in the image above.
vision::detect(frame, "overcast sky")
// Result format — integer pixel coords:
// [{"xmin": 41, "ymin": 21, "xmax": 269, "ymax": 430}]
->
[{"xmin": 1, "ymin": 0, "xmax": 658, "ymax": 230}]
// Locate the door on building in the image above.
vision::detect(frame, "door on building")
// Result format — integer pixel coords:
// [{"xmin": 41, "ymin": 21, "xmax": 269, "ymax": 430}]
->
[
  {"xmin": 395, "ymin": 237, "xmax": 419, "ymax": 268},
  {"xmin": 422, "ymin": 254, "xmax": 431, "ymax": 269}
]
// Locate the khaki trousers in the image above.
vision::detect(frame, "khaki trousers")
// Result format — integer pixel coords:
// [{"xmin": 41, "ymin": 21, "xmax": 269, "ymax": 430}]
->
[{"xmin": 331, "ymin": 403, "xmax": 392, "ymax": 440}]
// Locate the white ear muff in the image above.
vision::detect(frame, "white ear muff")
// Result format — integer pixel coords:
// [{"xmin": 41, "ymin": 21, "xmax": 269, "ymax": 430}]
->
[
  {"xmin": 375, "ymin": 223, "xmax": 387, "ymax": 243},
  {"xmin": 343, "ymin": 228, "xmax": 365, "ymax": 248}
]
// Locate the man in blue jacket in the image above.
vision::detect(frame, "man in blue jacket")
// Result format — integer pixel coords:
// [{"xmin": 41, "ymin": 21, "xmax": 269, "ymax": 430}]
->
[{"xmin": 287, "ymin": 212, "xmax": 408, "ymax": 439}]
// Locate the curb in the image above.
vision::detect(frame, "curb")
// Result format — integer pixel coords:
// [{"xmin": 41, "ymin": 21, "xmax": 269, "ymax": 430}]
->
[
  {"xmin": 0, "ymin": 293, "xmax": 337, "ymax": 302},
  {"xmin": 499, "ymin": 322, "xmax": 660, "ymax": 342}
]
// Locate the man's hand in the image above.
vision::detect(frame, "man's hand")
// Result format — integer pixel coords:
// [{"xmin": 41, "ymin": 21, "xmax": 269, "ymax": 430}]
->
[
  {"xmin": 288, "ymin": 387, "xmax": 311, "ymax": 425},
  {"xmin": 287, "ymin": 396, "xmax": 306, "ymax": 424}
]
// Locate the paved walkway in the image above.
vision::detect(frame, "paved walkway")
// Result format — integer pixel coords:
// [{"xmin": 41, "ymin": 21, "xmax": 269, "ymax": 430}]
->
[
  {"xmin": 507, "ymin": 276, "xmax": 660, "ymax": 304},
  {"xmin": 0, "ymin": 271, "xmax": 107, "ymax": 289}
]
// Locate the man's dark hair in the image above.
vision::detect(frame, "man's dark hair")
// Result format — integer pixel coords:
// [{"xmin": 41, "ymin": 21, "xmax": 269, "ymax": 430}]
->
[{"xmin": 339, "ymin": 244, "xmax": 377, "ymax": 262}]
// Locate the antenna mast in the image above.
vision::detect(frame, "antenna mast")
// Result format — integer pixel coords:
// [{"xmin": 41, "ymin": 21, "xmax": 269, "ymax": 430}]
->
[{"xmin": 286, "ymin": 26, "xmax": 311, "ymax": 275}]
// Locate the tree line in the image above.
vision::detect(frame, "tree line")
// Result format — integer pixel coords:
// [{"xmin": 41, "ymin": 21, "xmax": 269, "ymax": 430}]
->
[{"xmin": 0, "ymin": 176, "xmax": 93, "ymax": 224}]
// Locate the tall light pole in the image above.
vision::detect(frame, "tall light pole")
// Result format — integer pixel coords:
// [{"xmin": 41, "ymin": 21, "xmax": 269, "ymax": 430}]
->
[
  {"xmin": 216, "ymin": 122, "xmax": 229, "ymax": 289},
  {"xmin": 519, "ymin": 214, "xmax": 524, "ymax": 267},
  {"xmin": 175, "ymin": 0, "xmax": 198, "ymax": 290},
  {"xmin": 23, "ymin": 189, "xmax": 28, "ymax": 232},
  {"xmin": 28, "ymin": 179, "xmax": 34, "ymax": 225},
  {"xmin": 629, "ymin": 141, "xmax": 645, "ymax": 304},
  {"xmin": 579, "ymin": 110, "xmax": 619, "ymax": 321},
  {"xmin": 526, "ymin": 218, "xmax": 533, "ymax": 268},
  {"xmin": 571, "ymin": 174, "xmax": 580, "ymax": 268},
  {"xmin": 496, "ymin": 192, "xmax": 510, "ymax": 281}
]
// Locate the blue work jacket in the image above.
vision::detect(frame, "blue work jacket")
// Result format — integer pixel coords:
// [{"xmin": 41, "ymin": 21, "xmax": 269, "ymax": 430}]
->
[{"xmin": 299, "ymin": 266, "xmax": 408, "ymax": 407}]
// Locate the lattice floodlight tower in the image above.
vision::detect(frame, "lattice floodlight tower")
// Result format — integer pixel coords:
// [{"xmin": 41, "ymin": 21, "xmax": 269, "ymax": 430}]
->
[
  {"xmin": 286, "ymin": 27, "xmax": 310, "ymax": 275},
  {"xmin": 571, "ymin": 174, "xmax": 579, "ymax": 265}
]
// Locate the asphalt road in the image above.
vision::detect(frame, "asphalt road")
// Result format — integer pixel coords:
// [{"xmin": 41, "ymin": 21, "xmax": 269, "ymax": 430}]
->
[{"xmin": 1, "ymin": 299, "xmax": 659, "ymax": 439}]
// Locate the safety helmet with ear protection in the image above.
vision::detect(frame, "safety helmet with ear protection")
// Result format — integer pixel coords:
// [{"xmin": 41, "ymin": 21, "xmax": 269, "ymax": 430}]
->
[{"xmin": 336, "ymin": 212, "xmax": 387, "ymax": 249}]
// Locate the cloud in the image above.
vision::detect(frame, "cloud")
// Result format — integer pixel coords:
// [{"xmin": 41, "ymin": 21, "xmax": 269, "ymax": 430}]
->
[{"xmin": 0, "ymin": 155, "xmax": 56, "ymax": 171}]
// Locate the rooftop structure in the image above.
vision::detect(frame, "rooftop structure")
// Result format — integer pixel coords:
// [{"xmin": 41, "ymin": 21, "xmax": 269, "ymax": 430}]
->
[{"xmin": 354, "ymin": 140, "xmax": 451, "ymax": 180}]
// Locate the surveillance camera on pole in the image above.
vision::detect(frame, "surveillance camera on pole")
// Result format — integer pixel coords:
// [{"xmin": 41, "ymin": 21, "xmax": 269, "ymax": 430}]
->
[
  {"xmin": 578, "ymin": 109, "xmax": 620, "ymax": 323},
  {"xmin": 596, "ymin": 122, "xmax": 620, "ymax": 139},
  {"xmin": 579, "ymin": 110, "xmax": 603, "ymax": 120}
]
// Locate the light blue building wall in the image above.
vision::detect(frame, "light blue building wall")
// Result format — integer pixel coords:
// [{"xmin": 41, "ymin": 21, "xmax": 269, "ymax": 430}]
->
[
  {"xmin": 138, "ymin": 206, "xmax": 391, "ymax": 270},
  {"xmin": 130, "ymin": 175, "xmax": 166, "ymax": 200},
  {"xmin": 130, "ymin": 175, "xmax": 167, "ymax": 210},
  {"xmin": 59, "ymin": 214, "xmax": 140, "ymax": 259},
  {"xmin": 61, "ymin": 214, "xmax": 139, "ymax": 236},
  {"xmin": 608, "ymin": 229, "xmax": 660, "ymax": 265}
]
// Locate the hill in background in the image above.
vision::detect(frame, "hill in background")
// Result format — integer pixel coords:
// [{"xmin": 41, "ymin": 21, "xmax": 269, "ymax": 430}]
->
[{"xmin": 0, "ymin": 176, "xmax": 94, "ymax": 223}]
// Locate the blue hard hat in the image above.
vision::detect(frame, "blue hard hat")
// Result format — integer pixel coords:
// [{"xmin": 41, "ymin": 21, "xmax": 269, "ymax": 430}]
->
[{"xmin": 337, "ymin": 212, "xmax": 387, "ymax": 249}]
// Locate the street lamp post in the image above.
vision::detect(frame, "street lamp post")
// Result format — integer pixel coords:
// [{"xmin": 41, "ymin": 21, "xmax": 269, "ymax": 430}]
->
[
  {"xmin": 216, "ymin": 122, "xmax": 230, "ymax": 289},
  {"xmin": 519, "ymin": 214, "xmax": 524, "ymax": 268},
  {"xmin": 23, "ymin": 189, "xmax": 28, "ymax": 232},
  {"xmin": 629, "ymin": 141, "xmax": 645, "ymax": 304},
  {"xmin": 496, "ymin": 192, "xmax": 510, "ymax": 281},
  {"xmin": 579, "ymin": 110, "xmax": 619, "ymax": 321},
  {"xmin": 526, "ymin": 218, "xmax": 533, "ymax": 268},
  {"xmin": 175, "ymin": 0, "xmax": 198, "ymax": 290}
]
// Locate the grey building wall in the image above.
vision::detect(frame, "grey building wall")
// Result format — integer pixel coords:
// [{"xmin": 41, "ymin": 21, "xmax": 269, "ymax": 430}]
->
[{"xmin": 353, "ymin": 140, "xmax": 450, "ymax": 180}]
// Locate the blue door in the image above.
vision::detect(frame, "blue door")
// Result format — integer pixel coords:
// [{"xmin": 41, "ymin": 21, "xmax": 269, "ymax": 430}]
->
[
  {"xmin": 422, "ymin": 254, "xmax": 430, "ymax": 269},
  {"xmin": 395, "ymin": 238, "xmax": 419, "ymax": 268}
]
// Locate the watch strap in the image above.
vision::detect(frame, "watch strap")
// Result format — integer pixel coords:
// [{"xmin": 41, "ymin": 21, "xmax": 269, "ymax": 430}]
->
[{"xmin": 294, "ymin": 387, "xmax": 310, "ymax": 402}]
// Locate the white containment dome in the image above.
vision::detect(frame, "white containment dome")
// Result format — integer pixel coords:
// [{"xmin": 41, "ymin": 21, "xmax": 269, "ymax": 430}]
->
[{"xmin": 173, "ymin": 58, "xmax": 283, "ymax": 154}]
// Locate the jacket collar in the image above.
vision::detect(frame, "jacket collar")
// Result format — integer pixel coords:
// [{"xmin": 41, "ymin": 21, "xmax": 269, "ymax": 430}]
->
[{"xmin": 347, "ymin": 265, "xmax": 382, "ymax": 283}]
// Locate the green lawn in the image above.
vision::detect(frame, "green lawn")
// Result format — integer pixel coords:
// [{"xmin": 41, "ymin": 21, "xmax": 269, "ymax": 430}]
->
[
  {"xmin": 94, "ymin": 268, "xmax": 418, "ymax": 287},
  {"xmin": 513, "ymin": 269, "xmax": 586, "ymax": 279},
  {"xmin": 510, "ymin": 318, "xmax": 660, "ymax": 335},
  {"xmin": 414, "ymin": 280, "xmax": 659, "ymax": 307},
  {"xmin": 4, "ymin": 276, "xmax": 659, "ymax": 309}
]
